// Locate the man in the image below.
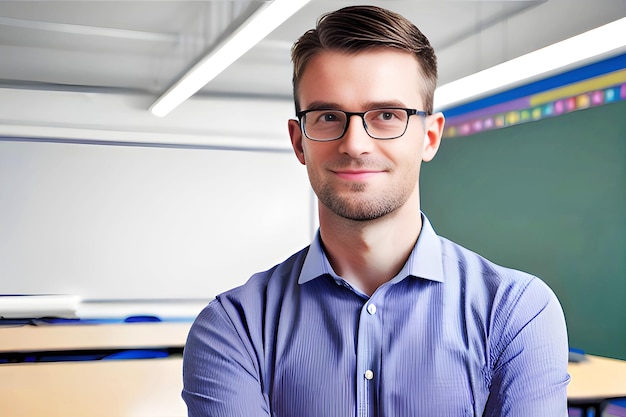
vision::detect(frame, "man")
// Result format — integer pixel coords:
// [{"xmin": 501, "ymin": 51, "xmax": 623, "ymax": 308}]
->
[{"xmin": 183, "ymin": 5, "xmax": 570, "ymax": 416}]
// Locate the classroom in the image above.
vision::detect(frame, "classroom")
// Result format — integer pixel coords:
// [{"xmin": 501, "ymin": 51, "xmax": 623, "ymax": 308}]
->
[{"xmin": 1, "ymin": 1, "xmax": 625, "ymax": 416}]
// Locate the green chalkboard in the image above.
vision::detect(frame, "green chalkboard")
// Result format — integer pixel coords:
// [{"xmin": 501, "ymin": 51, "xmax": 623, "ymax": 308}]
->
[{"xmin": 421, "ymin": 100, "xmax": 626, "ymax": 360}]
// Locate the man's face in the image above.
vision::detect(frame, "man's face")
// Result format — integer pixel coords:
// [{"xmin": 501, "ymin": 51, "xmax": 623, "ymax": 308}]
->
[{"xmin": 288, "ymin": 49, "xmax": 443, "ymax": 222}]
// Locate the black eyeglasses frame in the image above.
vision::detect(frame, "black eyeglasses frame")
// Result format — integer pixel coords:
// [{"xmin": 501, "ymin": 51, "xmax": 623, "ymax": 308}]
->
[{"xmin": 296, "ymin": 107, "xmax": 429, "ymax": 142}]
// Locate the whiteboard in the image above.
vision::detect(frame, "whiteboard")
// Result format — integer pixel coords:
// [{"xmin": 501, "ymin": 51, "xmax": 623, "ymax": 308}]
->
[{"xmin": 0, "ymin": 139, "xmax": 314, "ymax": 300}]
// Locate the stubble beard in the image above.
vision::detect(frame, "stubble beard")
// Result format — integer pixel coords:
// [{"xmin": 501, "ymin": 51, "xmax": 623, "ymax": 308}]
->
[{"xmin": 315, "ymin": 181, "xmax": 410, "ymax": 222}]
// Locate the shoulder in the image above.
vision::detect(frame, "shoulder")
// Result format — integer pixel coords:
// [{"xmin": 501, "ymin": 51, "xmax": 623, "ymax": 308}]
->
[
  {"xmin": 438, "ymin": 236, "xmax": 566, "ymax": 360},
  {"xmin": 218, "ymin": 246, "xmax": 309, "ymax": 307},
  {"xmin": 190, "ymin": 246, "xmax": 309, "ymax": 337},
  {"xmin": 185, "ymin": 247, "xmax": 309, "ymax": 375},
  {"xmin": 438, "ymin": 236, "xmax": 556, "ymax": 304},
  {"xmin": 438, "ymin": 236, "xmax": 564, "ymax": 338}
]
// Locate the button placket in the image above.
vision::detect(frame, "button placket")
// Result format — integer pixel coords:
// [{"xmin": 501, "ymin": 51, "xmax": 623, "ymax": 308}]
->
[{"xmin": 356, "ymin": 293, "xmax": 384, "ymax": 416}]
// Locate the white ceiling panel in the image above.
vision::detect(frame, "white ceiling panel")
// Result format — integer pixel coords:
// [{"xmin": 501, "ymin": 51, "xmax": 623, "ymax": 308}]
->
[{"xmin": 0, "ymin": 0, "xmax": 624, "ymax": 102}]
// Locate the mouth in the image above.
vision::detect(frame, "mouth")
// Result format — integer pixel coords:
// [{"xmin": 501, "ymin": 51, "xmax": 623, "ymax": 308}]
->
[{"xmin": 332, "ymin": 169, "xmax": 384, "ymax": 181}]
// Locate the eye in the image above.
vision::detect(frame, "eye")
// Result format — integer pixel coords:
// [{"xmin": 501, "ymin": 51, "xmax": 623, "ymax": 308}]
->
[
  {"xmin": 380, "ymin": 112, "xmax": 396, "ymax": 121},
  {"xmin": 368, "ymin": 109, "xmax": 404, "ymax": 123},
  {"xmin": 307, "ymin": 110, "xmax": 345, "ymax": 125},
  {"xmin": 322, "ymin": 112, "xmax": 339, "ymax": 122}
]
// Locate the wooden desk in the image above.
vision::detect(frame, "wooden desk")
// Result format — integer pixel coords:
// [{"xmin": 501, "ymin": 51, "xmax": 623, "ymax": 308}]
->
[
  {"xmin": 0, "ymin": 322, "xmax": 192, "ymax": 352},
  {"xmin": 0, "ymin": 357, "xmax": 185, "ymax": 417},
  {"xmin": 0, "ymin": 322, "xmax": 192, "ymax": 417},
  {"xmin": 567, "ymin": 354, "xmax": 626, "ymax": 413}
]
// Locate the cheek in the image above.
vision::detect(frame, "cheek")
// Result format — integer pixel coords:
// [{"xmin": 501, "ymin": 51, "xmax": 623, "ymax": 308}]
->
[
  {"xmin": 394, "ymin": 145, "xmax": 423, "ymax": 181},
  {"xmin": 387, "ymin": 139, "xmax": 423, "ymax": 166},
  {"xmin": 302, "ymin": 142, "xmax": 333, "ymax": 166}
]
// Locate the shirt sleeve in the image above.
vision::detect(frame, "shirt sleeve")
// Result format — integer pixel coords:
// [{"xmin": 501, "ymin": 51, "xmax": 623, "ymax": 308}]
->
[
  {"xmin": 182, "ymin": 299, "xmax": 270, "ymax": 417},
  {"xmin": 484, "ymin": 277, "xmax": 571, "ymax": 417}
]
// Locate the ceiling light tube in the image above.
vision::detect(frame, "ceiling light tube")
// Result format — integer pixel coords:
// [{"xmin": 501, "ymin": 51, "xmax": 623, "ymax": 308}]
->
[
  {"xmin": 434, "ymin": 17, "xmax": 626, "ymax": 111},
  {"xmin": 150, "ymin": 0, "xmax": 311, "ymax": 117}
]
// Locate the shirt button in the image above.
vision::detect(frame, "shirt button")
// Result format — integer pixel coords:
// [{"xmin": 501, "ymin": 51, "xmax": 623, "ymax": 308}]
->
[
  {"xmin": 364, "ymin": 370, "xmax": 374, "ymax": 380},
  {"xmin": 367, "ymin": 304, "xmax": 377, "ymax": 315}
]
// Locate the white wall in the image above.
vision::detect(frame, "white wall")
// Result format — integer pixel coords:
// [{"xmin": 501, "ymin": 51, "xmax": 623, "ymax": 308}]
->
[
  {"xmin": 0, "ymin": 87, "xmax": 296, "ymax": 150},
  {"xmin": 0, "ymin": 88, "xmax": 315, "ymax": 300}
]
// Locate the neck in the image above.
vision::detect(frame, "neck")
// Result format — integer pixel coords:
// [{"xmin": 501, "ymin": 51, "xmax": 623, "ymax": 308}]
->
[{"xmin": 318, "ymin": 198, "xmax": 422, "ymax": 296}]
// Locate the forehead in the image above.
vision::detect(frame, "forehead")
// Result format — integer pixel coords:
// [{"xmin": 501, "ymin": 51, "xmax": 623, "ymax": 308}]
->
[{"xmin": 298, "ymin": 49, "xmax": 426, "ymax": 109}]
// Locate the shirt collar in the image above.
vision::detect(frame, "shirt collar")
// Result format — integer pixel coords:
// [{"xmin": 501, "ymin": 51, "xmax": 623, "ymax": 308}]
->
[{"xmin": 298, "ymin": 212, "xmax": 444, "ymax": 285}]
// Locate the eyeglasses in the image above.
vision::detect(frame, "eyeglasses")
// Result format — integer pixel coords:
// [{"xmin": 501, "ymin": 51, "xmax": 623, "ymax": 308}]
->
[{"xmin": 296, "ymin": 107, "xmax": 428, "ymax": 142}]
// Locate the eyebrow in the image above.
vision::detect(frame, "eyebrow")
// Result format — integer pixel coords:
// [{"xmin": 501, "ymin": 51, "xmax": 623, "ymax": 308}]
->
[{"xmin": 302, "ymin": 100, "xmax": 410, "ymax": 111}]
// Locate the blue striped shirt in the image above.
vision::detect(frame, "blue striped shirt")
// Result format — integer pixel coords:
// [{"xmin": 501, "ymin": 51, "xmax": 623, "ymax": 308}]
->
[{"xmin": 183, "ymin": 214, "xmax": 570, "ymax": 416}]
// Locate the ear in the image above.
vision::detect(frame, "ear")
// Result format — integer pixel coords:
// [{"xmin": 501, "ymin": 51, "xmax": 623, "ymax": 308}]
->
[
  {"xmin": 422, "ymin": 112, "xmax": 445, "ymax": 163},
  {"xmin": 288, "ymin": 119, "xmax": 306, "ymax": 165}
]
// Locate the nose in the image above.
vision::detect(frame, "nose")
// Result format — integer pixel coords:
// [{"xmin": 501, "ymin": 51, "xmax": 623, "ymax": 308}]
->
[{"xmin": 337, "ymin": 114, "xmax": 375, "ymax": 157}]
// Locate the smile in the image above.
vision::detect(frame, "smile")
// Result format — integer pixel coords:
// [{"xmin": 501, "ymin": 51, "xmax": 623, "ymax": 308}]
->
[{"xmin": 333, "ymin": 170, "xmax": 383, "ymax": 181}]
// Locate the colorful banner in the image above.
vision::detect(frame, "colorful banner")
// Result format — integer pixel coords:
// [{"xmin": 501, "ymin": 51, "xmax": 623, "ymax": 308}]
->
[{"xmin": 442, "ymin": 55, "xmax": 626, "ymax": 139}]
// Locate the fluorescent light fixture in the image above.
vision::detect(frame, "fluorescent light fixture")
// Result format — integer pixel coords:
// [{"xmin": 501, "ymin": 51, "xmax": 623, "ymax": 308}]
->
[
  {"xmin": 150, "ymin": 0, "xmax": 311, "ymax": 117},
  {"xmin": 434, "ymin": 17, "xmax": 626, "ymax": 111}
]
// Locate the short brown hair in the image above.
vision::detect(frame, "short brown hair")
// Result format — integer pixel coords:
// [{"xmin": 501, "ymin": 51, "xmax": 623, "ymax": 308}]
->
[{"xmin": 291, "ymin": 5, "xmax": 438, "ymax": 114}]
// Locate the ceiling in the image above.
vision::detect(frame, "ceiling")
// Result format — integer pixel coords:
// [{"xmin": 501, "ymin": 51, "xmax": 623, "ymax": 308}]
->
[{"xmin": 0, "ymin": 0, "xmax": 625, "ymax": 107}]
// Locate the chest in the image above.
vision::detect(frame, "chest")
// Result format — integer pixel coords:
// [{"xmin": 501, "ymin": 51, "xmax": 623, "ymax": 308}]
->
[{"xmin": 268, "ymin": 282, "xmax": 490, "ymax": 417}]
